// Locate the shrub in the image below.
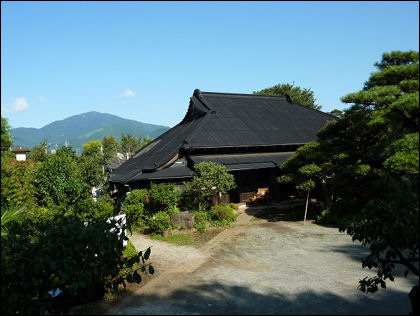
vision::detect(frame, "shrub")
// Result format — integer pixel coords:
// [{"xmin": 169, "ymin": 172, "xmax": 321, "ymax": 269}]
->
[
  {"xmin": 229, "ymin": 203, "xmax": 239, "ymax": 211},
  {"xmin": 148, "ymin": 183, "xmax": 180, "ymax": 214},
  {"xmin": 1, "ymin": 213, "xmax": 153, "ymax": 315},
  {"xmin": 124, "ymin": 204, "xmax": 145, "ymax": 227},
  {"xmin": 123, "ymin": 189, "xmax": 148, "ymax": 226},
  {"xmin": 125, "ymin": 189, "xmax": 148, "ymax": 206},
  {"xmin": 193, "ymin": 211, "xmax": 209, "ymax": 233},
  {"xmin": 167, "ymin": 204, "xmax": 181, "ymax": 215},
  {"xmin": 210, "ymin": 204, "xmax": 236, "ymax": 227},
  {"xmin": 180, "ymin": 181, "xmax": 206, "ymax": 211},
  {"xmin": 70, "ymin": 198, "xmax": 116, "ymax": 221},
  {"xmin": 118, "ymin": 241, "xmax": 139, "ymax": 279},
  {"xmin": 147, "ymin": 211, "xmax": 174, "ymax": 234},
  {"xmin": 315, "ymin": 209, "xmax": 341, "ymax": 226},
  {"xmin": 92, "ymin": 200, "xmax": 115, "ymax": 218},
  {"xmin": 1, "ymin": 157, "xmax": 39, "ymax": 210}
]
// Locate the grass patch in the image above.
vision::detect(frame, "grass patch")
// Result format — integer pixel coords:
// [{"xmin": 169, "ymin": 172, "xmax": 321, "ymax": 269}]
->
[
  {"xmin": 148, "ymin": 227, "xmax": 224, "ymax": 248},
  {"xmin": 150, "ymin": 233, "xmax": 194, "ymax": 246}
]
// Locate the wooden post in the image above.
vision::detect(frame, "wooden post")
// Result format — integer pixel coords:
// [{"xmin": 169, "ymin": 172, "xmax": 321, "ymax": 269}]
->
[{"xmin": 304, "ymin": 190, "xmax": 310, "ymax": 225}]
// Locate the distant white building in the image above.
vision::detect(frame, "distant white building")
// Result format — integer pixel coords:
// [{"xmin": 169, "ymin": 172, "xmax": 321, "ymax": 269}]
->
[{"xmin": 11, "ymin": 148, "xmax": 30, "ymax": 161}]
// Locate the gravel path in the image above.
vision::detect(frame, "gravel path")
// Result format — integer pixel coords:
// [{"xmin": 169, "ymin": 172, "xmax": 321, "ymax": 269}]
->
[{"xmin": 106, "ymin": 204, "xmax": 417, "ymax": 315}]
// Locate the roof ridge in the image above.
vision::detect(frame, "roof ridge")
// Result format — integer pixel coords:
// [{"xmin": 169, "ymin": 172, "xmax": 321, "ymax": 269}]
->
[
  {"xmin": 200, "ymin": 89, "xmax": 335, "ymax": 119},
  {"xmin": 286, "ymin": 101, "xmax": 337, "ymax": 119},
  {"xmin": 200, "ymin": 91, "xmax": 289, "ymax": 100}
]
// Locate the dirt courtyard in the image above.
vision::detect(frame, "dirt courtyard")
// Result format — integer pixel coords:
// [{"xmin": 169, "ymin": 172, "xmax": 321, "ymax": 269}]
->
[{"xmin": 105, "ymin": 203, "xmax": 417, "ymax": 315}]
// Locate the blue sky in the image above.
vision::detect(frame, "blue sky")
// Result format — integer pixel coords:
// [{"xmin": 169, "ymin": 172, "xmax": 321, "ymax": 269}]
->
[{"xmin": 1, "ymin": 1, "xmax": 419, "ymax": 129}]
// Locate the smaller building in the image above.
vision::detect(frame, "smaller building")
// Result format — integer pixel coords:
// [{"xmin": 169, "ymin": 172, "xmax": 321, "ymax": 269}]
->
[{"xmin": 11, "ymin": 148, "xmax": 31, "ymax": 161}]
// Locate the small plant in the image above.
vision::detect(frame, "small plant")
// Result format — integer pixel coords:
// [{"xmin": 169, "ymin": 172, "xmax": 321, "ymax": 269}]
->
[
  {"xmin": 122, "ymin": 189, "xmax": 148, "ymax": 226},
  {"xmin": 210, "ymin": 204, "xmax": 236, "ymax": 227},
  {"xmin": 148, "ymin": 183, "xmax": 180, "ymax": 214},
  {"xmin": 180, "ymin": 182, "xmax": 207, "ymax": 211},
  {"xmin": 167, "ymin": 204, "xmax": 181, "ymax": 216},
  {"xmin": 92, "ymin": 200, "xmax": 115, "ymax": 218},
  {"xmin": 147, "ymin": 211, "xmax": 174, "ymax": 234},
  {"xmin": 229, "ymin": 203, "xmax": 239, "ymax": 211},
  {"xmin": 193, "ymin": 211, "xmax": 209, "ymax": 233},
  {"xmin": 118, "ymin": 241, "xmax": 138, "ymax": 278},
  {"xmin": 315, "ymin": 209, "xmax": 340, "ymax": 226}
]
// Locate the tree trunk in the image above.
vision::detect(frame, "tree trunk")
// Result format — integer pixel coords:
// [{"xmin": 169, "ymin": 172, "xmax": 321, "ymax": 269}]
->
[
  {"xmin": 321, "ymin": 179, "xmax": 332, "ymax": 209},
  {"xmin": 304, "ymin": 190, "xmax": 310, "ymax": 225}
]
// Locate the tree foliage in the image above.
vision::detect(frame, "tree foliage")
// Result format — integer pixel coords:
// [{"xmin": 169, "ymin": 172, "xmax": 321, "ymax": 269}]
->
[
  {"xmin": 254, "ymin": 82, "xmax": 322, "ymax": 110},
  {"xmin": 1, "ymin": 213, "xmax": 153, "ymax": 314},
  {"xmin": 77, "ymin": 140, "xmax": 104, "ymax": 188},
  {"xmin": 102, "ymin": 135, "xmax": 120, "ymax": 164},
  {"xmin": 148, "ymin": 183, "xmax": 181, "ymax": 215},
  {"xmin": 0, "ymin": 122, "xmax": 154, "ymax": 314},
  {"xmin": 36, "ymin": 152, "xmax": 89, "ymax": 207},
  {"xmin": 1, "ymin": 157, "xmax": 39, "ymax": 210},
  {"xmin": 277, "ymin": 51, "xmax": 419, "ymax": 299},
  {"xmin": 27, "ymin": 139, "xmax": 50, "ymax": 162},
  {"xmin": 121, "ymin": 133, "xmax": 151, "ymax": 159},
  {"xmin": 1, "ymin": 117, "xmax": 13, "ymax": 153},
  {"xmin": 184, "ymin": 162, "xmax": 236, "ymax": 211},
  {"xmin": 122, "ymin": 189, "xmax": 149, "ymax": 226}
]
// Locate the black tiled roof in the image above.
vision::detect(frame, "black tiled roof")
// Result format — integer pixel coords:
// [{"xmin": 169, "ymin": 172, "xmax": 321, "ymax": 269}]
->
[
  {"xmin": 108, "ymin": 89, "xmax": 334, "ymax": 184},
  {"xmin": 129, "ymin": 163, "xmax": 193, "ymax": 181},
  {"xmin": 189, "ymin": 152, "xmax": 295, "ymax": 166}
]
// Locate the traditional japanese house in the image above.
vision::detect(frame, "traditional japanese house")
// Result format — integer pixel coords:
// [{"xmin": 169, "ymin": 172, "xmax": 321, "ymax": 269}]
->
[{"xmin": 108, "ymin": 89, "xmax": 335, "ymax": 203}]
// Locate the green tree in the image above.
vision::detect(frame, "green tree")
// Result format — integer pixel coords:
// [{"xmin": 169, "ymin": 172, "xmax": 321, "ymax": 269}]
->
[
  {"xmin": 27, "ymin": 139, "xmax": 50, "ymax": 162},
  {"xmin": 121, "ymin": 134, "xmax": 151, "ymax": 159},
  {"xmin": 277, "ymin": 51, "xmax": 419, "ymax": 309},
  {"xmin": 279, "ymin": 162, "xmax": 322, "ymax": 224},
  {"xmin": 254, "ymin": 82, "xmax": 322, "ymax": 110},
  {"xmin": 78, "ymin": 140, "xmax": 104, "ymax": 188},
  {"xmin": 1, "ymin": 157, "xmax": 39, "ymax": 210},
  {"xmin": 1, "ymin": 117, "xmax": 13, "ymax": 153},
  {"xmin": 55, "ymin": 145, "xmax": 78, "ymax": 162},
  {"xmin": 102, "ymin": 135, "xmax": 120, "ymax": 164},
  {"xmin": 82, "ymin": 140, "xmax": 102, "ymax": 158},
  {"xmin": 36, "ymin": 152, "xmax": 89, "ymax": 207},
  {"xmin": 189, "ymin": 162, "xmax": 236, "ymax": 211},
  {"xmin": 328, "ymin": 109, "xmax": 344, "ymax": 118}
]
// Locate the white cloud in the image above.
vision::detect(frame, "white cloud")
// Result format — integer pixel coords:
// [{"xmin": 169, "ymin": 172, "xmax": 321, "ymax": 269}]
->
[
  {"xmin": 4, "ymin": 97, "xmax": 29, "ymax": 113},
  {"xmin": 39, "ymin": 96, "xmax": 46, "ymax": 103},
  {"xmin": 120, "ymin": 89, "xmax": 136, "ymax": 98}
]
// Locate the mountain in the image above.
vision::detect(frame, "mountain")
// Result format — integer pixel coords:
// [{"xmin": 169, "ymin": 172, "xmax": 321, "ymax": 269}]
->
[{"xmin": 10, "ymin": 111, "xmax": 170, "ymax": 154}]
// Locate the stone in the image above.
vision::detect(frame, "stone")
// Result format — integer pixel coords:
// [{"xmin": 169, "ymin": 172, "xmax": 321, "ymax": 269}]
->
[
  {"xmin": 170, "ymin": 211, "xmax": 195, "ymax": 229},
  {"xmin": 162, "ymin": 230, "xmax": 170, "ymax": 238}
]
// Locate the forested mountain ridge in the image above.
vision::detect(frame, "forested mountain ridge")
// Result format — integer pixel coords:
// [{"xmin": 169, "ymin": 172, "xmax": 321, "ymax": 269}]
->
[{"xmin": 10, "ymin": 111, "xmax": 170, "ymax": 153}]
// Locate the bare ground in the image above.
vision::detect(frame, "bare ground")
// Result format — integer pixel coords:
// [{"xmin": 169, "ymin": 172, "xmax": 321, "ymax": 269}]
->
[{"xmin": 105, "ymin": 202, "xmax": 417, "ymax": 315}]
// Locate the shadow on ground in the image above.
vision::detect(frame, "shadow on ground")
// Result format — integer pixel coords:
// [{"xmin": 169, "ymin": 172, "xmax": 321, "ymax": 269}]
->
[
  {"xmin": 324, "ymin": 243, "xmax": 418, "ymax": 280},
  {"xmin": 245, "ymin": 203, "xmax": 319, "ymax": 222},
  {"xmin": 322, "ymin": 243, "xmax": 371, "ymax": 263},
  {"xmin": 107, "ymin": 280, "xmax": 413, "ymax": 315}
]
